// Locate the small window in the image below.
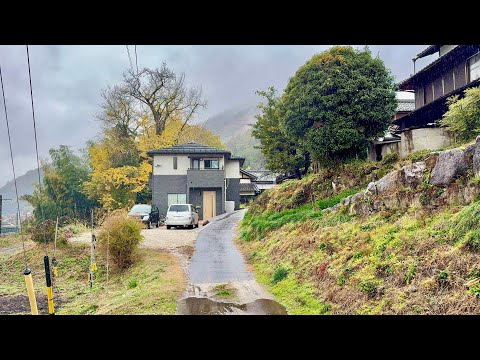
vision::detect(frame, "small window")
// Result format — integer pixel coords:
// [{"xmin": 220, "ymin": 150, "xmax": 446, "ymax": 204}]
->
[
  {"xmin": 204, "ymin": 159, "xmax": 219, "ymax": 169},
  {"xmin": 173, "ymin": 157, "xmax": 178, "ymax": 170},
  {"xmin": 470, "ymin": 53, "xmax": 480, "ymax": 82},
  {"xmin": 192, "ymin": 158, "xmax": 200, "ymax": 169},
  {"xmin": 167, "ymin": 193, "xmax": 187, "ymax": 206}
]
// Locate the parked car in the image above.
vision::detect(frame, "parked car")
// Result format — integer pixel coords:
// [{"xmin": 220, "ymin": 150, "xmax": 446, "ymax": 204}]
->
[
  {"xmin": 165, "ymin": 204, "xmax": 199, "ymax": 229},
  {"xmin": 127, "ymin": 204, "xmax": 160, "ymax": 229}
]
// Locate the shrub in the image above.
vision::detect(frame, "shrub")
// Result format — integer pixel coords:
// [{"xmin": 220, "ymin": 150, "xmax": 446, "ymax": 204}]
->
[
  {"xmin": 272, "ymin": 265, "xmax": 290, "ymax": 284},
  {"xmin": 97, "ymin": 212, "xmax": 142, "ymax": 270},
  {"xmin": 404, "ymin": 149, "xmax": 432, "ymax": 163},
  {"xmin": 359, "ymin": 278, "xmax": 381, "ymax": 297},
  {"xmin": 128, "ymin": 278, "xmax": 138, "ymax": 289},
  {"xmin": 381, "ymin": 152, "xmax": 398, "ymax": 166},
  {"xmin": 404, "ymin": 263, "xmax": 417, "ymax": 285},
  {"xmin": 28, "ymin": 219, "xmax": 56, "ymax": 244},
  {"xmin": 439, "ymin": 86, "xmax": 480, "ymax": 143}
]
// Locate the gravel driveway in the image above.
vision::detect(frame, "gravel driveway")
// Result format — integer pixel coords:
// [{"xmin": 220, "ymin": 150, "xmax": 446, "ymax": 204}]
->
[{"xmin": 69, "ymin": 225, "xmax": 201, "ymax": 271}]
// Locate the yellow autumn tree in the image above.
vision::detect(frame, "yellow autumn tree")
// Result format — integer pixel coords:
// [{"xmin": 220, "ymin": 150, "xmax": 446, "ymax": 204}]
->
[{"xmin": 85, "ymin": 115, "xmax": 224, "ymax": 209}]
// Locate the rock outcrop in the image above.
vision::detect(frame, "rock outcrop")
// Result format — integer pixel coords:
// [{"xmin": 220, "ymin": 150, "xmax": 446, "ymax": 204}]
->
[
  {"xmin": 430, "ymin": 149, "xmax": 468, "ymax": 186},
  {"xmin": 327, "ymin": 136, "xmax": 480, "ymax": 217}
]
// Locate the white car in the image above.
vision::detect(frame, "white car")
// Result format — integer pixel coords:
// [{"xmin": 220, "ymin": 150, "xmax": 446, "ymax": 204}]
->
[{"xmin": 165, "ymin": 204, "xmax": 199, "ymax": 229}]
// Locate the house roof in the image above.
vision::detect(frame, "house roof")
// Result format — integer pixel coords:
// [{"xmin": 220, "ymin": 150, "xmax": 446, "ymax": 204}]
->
[
  {"xmin": 230, "ymin": 155, "xmax": 246, "ymax": 167},
  {"xmin": 240, "ymin": 182, "xmax": 259, "ymax": 193},
  {"xmin": 147, "ymin": 143, "xmax": 230, "ymax": 156},
  {"xmin": 240, "ymin": 169, "xmax": 257, "ymax": 180},
  {"xmin": 415, "ymin": 45, "xmax": 441, "ymax": 60},
  {"xmin": 248, "ymin": 170, "xmax": 278, "ymax": 183},
  {"xmin": 398, "ymin": 45, "xmax": 480, "ymax": 90},
  {"xmin": 397, "ymin": 99, "xmax": 415, "ymax": 112}
]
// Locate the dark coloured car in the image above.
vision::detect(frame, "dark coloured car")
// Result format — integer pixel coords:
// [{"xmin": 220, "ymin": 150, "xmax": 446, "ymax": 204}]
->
[{"xmin": 128, "ymin": 204, "xmax": 160, "ymax": 229}]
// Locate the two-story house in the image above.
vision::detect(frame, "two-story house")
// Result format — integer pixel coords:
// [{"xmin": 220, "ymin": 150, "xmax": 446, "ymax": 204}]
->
[
  {"xmin": 392, "ymin": 45, "xmax": 480, "ymax": 157},
  {"xmin": 147, "ymin": 143, "xmax": 245, "ymax": 221}
]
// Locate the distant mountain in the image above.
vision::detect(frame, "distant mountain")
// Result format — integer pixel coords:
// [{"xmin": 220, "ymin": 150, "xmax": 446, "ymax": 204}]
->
[
  {"xmin": 204, "ymin": 104, "xmax": 265, "ymax": 169},
  {"xmin": 0, "ymin": 168, "xmax": 42, "ymax": 218}
]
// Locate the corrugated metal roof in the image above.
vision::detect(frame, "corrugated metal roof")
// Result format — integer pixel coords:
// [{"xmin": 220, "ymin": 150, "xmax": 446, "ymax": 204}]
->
[
  {"xmin": 397, "ymin": 99, "xmax": 415, "ymax": 112},
  {"xmin": 239, "ymin": 183, "xmax": 259, "ymax": 193},
  {"xmin": 248, "ymin": 170, "xmax": 278, "ymax": 183}
]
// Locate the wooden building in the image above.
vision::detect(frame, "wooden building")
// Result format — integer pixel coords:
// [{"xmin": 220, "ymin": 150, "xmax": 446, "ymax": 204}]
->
[{"xmin": 371, "ymin": 45, "xmax": 480, "ymax": 161}]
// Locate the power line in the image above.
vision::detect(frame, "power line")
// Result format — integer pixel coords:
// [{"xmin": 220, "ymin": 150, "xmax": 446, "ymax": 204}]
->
[
  {"xmin": 26, "ymin": 45, "xmax": 48, "ymax": 255},
  {"xmin": 0, "ymin": 62, "xmax": 28, "ymax": 268},
  {"xmin": 126, "ymin": 45, "xmax": 133, "ymax": 70}
]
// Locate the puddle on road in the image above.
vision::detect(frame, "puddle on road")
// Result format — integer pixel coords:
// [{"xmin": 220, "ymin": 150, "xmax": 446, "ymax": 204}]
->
[{"xmin": 177, "ymin": 297, "xmax": 288, "ymax": 315}]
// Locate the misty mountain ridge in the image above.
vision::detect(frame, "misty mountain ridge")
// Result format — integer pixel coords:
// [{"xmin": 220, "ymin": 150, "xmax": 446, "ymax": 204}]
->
[
  {"xmin": 203, "ymin": 104, "xmax": 265, "ymax": 169},
  {"xmin": 0, "ymin": 168, "xmax": 42, "ymax": 217}
]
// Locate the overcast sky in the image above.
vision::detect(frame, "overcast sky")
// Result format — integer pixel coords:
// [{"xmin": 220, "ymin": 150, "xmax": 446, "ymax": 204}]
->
[{"xmin": 0, "ymin": 45, "xmax": 432, "ymax": 187}]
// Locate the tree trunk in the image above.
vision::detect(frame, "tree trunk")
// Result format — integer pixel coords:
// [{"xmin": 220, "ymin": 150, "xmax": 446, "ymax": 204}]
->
[
  {"xmin": 154, "ymin": 113, "xmax": 166, "ymax": 136},
  {"xmin": 304, "ymin": 151, "xmax": 311, "ymax": 175}
]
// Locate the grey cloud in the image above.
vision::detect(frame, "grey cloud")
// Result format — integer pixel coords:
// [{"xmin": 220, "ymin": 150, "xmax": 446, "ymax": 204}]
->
[{"xmin": 1, "ymin": 45, "xmax": 428, "ymax": 187}]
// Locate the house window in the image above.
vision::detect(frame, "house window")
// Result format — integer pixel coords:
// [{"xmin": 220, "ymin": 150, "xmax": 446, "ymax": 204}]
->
[
  {"xmin": 191, "ymin": 158, "xmax": 200, "ymax": 169},
  {"xmin": 167, "ymin": 193, "xmax": 187, "ymax": 206},
  {"xmin": 469, "ymin": 53, "xmax": 480, "ymax": 82},
  {"xmin": 173, "ymin": 157, "xmax": 177, "ymax": 170},
  {"xmin": 204, "ymin": 159, "xmax": 219, "ymax": 169}
]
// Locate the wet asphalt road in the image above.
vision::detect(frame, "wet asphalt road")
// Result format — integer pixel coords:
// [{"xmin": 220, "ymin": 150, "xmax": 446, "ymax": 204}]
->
[{"xmin": 188, "ymin": 209, "xmax": 252, "ymax": 284}]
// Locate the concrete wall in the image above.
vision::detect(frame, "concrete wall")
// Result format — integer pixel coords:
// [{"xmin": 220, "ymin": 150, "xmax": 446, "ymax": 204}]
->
[
  {"xmin": 225, "ymin": 160, "xmax": 240, "ymax": 178},
  {"xmin": 226, "ymin": 178, "xmax": 240, "ymax": 210},
  {"xmin": 152, "ymin": 175, "xmax": 188, "ymax": 217},
  {"xmin": 398, "ymin": 128, "xmax": 452, "ymax": 158},
  {"xmin": 153, "ymin": 155, "xmax": 190, "ymax": 175},
  {"xmin": 368, "ymin": 128, "xmax": 453, "ymax": 161},
  {"xmin": 225, "ymin": 201, "xmax": 235, "ymax": 213}
]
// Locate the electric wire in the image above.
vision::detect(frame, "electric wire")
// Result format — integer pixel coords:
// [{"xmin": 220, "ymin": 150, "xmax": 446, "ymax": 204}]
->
[
  {"xmin": 26, "ymin": 45, "xmax": 49, "ymax": 255},
  {"xmin": 0, "ymin": 62, "xmax": 28, "ymax": 268}
]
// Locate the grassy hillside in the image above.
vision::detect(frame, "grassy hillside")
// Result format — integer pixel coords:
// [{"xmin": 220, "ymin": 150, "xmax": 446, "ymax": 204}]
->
[
  {"xmin": 0, "ymin": 238, "xmax": 184, "ymax": 315},
  {"xmin": 237, "ymin": 151, "xmax": 480, "ymax": 314}
]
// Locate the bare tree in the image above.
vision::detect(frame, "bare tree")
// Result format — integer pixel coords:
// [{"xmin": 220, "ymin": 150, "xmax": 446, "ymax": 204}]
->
[
  {"xmin": 97, "ymin": 85, "xmax": 140, "ymax": 138},
  {"xmin": 122, "ymin": 63, "xmax": 206, "ymax": 136}
]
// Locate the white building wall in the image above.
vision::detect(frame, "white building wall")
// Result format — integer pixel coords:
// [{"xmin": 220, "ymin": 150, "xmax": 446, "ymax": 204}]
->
[
  {"xmin": 225, "ymin": 160, "xmax": 240, "ymax": 178},
  {"xmin": 152, "ymin": 155, "xmax": 190, "ymax": 175}
]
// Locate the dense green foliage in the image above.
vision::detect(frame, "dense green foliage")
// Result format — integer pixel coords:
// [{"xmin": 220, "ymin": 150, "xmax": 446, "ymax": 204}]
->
[
  {"xmin": 252, "ymin": 87, "xmax": 307, "ymax": 177},
  {"xmin": 253, "ymin": 46, "xmax": 397, "ymax": 175},
  {"xmin": 21, "ymin": 145, "xmax": 98, "ymax": 222},
  {"xmin": 440, "ymin": 86, "xmax": 480, "ymax": 143}
]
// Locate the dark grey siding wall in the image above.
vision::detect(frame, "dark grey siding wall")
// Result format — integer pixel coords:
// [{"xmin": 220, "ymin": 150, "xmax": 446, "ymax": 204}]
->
[
  {"xmin": 453, "ymin": 62, "xmax": 467, "ymax": 89},
  {"xmin": 226, "ymin": 178, "xmax": 240, "ymax": 210},
  {"xmin": 444, "ymin": 70, "xmax": 454, "ymax": 94},
  {"xmin": 415, "ymin": 85, "xmax": 424, "ymax": 109},
  {"xmin": 187, "ymin": 169, "xmax": 225, "ymax": 188},
  {"xmin": 152, "ymin": 175, "xmax": 187, "ymax": 217},
  {"xmin": 188, "ymin": 187, "xmax": 223, "ymax": 220}
]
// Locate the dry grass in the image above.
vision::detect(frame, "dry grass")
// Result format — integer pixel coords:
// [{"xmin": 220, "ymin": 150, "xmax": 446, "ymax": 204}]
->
[
  {"xmin": 239, "ymin": 170, "xmax": 480, "ymax": 314},
  {"xmin": 0, "ymin": 236, "xmax": 185, "ymax": 315}
]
